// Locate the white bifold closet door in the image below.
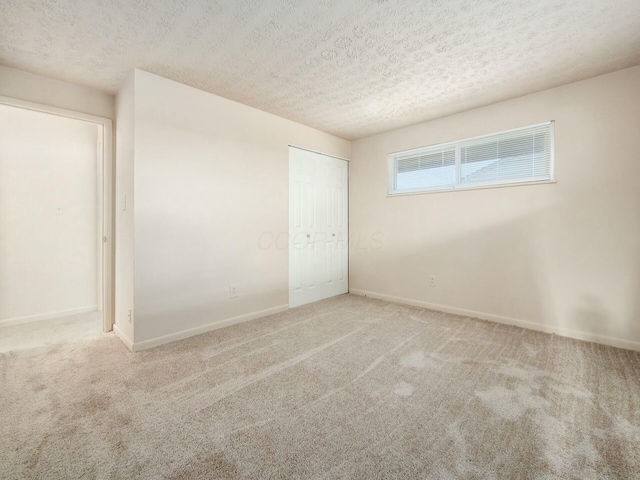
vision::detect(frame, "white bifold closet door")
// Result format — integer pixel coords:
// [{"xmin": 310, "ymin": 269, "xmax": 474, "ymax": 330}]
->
[{"xmin": 289, "ymin": 147, "xmax": 348, "ymax": 308}]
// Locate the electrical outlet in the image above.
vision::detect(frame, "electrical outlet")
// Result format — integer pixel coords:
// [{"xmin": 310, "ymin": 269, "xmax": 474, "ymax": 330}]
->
[
  {"xmin": 229, "ymin": 284, "xmax": 239, "ymax": 299},
  {"xmin": 429, "ymin": 275, "xmax": 436, "ymax": 287}
]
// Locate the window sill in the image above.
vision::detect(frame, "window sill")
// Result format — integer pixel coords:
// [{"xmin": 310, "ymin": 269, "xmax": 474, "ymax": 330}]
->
[{"xmin": 386, "ymin": 179, "xmax": 557, "ymax": 197}]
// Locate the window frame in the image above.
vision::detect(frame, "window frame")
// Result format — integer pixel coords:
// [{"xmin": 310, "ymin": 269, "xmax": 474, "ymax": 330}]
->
[{"xmin": 387, "ymin": 121, "xmax": 555, "ymax": 195}]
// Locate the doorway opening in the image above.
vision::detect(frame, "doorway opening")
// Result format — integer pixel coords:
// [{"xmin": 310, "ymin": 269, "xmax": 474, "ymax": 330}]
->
[
  {"xmin": 0, "ymin": 96, "xmax": 113, "ymax": 335},
  {"xmin": 289, "ymin": 145, "xmax": 349, "ymax": 308}
]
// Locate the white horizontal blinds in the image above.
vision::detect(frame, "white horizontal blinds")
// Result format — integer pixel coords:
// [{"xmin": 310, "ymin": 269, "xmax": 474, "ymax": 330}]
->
[
  {"xmin": 395, "ymin": 146, "xmax": 456, "ymax": 190},
  {"xmin": 389, "ymin": 122, "xmax": 554, "ymax": 194},
  {"xmin": 460, "ymin": 123, "xmax": 552, "ymax": 185}
]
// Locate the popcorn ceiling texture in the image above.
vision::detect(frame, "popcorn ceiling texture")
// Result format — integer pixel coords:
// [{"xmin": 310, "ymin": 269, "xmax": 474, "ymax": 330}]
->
[{"xmin": 1, "ymin": 0, "xmax": 639, "ymax": 139}]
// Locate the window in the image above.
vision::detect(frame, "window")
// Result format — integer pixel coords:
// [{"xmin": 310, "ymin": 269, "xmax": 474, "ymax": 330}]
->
[{"xmin": 388, "ymin": 122, "xmax": 554, "ymax": 194}]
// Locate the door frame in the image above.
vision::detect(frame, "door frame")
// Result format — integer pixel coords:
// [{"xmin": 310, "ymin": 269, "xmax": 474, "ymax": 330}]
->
[
  {"xmin": 0, "ymin": 95, "xmax": 114, "ymax": 332},
  {"xmin": 288, "ymin": 145, "xmax": 350, "ymax": 308}
]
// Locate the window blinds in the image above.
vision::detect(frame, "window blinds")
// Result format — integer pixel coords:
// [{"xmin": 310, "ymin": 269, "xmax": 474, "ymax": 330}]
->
[{"xmin": 389, "ymin": 122, "xmax": 554, "ymax": 194}]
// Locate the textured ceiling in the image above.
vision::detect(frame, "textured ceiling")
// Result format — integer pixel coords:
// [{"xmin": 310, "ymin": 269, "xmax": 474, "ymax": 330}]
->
[{"xmin": 1, "ymin": 0, "xmax": 639, "ymax": 140}]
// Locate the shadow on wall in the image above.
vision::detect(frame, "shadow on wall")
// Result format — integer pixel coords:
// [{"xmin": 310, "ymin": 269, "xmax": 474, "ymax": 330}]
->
[
  {"xmin": 626, "ymin": 259, "xmax": 640, "ymax": 343},
  {"xmin": 354, "ymin": 182, "xmax": 638, "ymax": 345},
  {"xmin": 361, "ymin": 198, "xmax": 553, "ymax": 326},
  {"xmin": 132, "ymin": 202, "xmax": 288, "ymax": 342},
  {"xmin": 134, "ymin": 179, "xmax": 639, "ymax": 345},
  {"xmin": 559, "ymin": 178, "xmax": 640, "ymax": 345},
  {"xmin": 570, "ymin": 295, "xmax": 612, "ymax": 340}
]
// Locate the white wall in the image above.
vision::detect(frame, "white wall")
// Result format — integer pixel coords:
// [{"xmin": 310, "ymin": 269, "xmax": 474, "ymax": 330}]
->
[
  {"xmin": 0, "ymin": 65, "xmax": 114, "ymax": 120},
  {"xmin": 0, "ymin": 104, "xmax": 99, "ymax": 323},
  {"xmin": 350, "ymin": 66, "xmax": 640, "ymax": 350},
  {"xmin": 114, "ymin": 72, "xmax": 135, "ymax": 343},
  {"xmin": 119, "ymin": 70, "xmax": 350, "ymax": 346},
  {"xmin": 1, "ymin": 65, "xmax": 116, "ymax": 331}
]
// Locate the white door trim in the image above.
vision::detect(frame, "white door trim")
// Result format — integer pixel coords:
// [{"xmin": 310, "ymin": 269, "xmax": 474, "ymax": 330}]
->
[
  {"xmin": 288, "ymin": 144, "xmax": 350, "ymax": 162},
  {"xmin": 0, "ymin": 95, "xmax": 114, "ymax": 333}
]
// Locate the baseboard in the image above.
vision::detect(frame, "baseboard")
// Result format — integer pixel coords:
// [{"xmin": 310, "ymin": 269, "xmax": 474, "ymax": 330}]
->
[
  {"xmin": 350, "ymin": 289, "xmax": 640, "ymax": 352},
  {"xmin": 129, "ymin": 304, "xmax": 290, "ymax": 351},
  {"xmin": 0, "ymin": 305, "xmax": 98, "ymax": 327},
  {"xmin": 113, "ymin": 323, "xmax": 134, "ymax": 351}
]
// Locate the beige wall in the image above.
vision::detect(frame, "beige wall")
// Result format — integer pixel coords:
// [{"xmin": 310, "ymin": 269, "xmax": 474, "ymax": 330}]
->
[
  {"xmin": 0, "ymin": 65, "xmax": 114, "ymax": 120},
  {"xmin": 6, "ymin": 63, "xmax": 638, "ymax": 350},
  {"xmin": 1, "ymin": 65, "xmax": 117, "ymax": 332},
  {"xmin": 350, "ymin": 66, "xmax": 640, "ymax": 349},
  {"xmin": 125, "ymin": 70, "xmax": 350, "ymax": 346},
  {"xmin": 0, "ymin": 105, "xmax": 100, "ymax": 324},
  {"xmin": 114, "ymin": 72, "xmax": 135, "ymax": 343}
]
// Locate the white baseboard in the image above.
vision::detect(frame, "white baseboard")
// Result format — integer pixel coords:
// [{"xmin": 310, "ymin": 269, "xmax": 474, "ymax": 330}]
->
[
  {"xmin": 127, "ymin": 304, "xmax": 290, "ymax": 351},
  {"xmin": 350, "ymin": 289, "xmax": 640, "ymax": 352},
  {"xmin": 0, "ymin": 305, "xmax": 98, "ymax": 327},
  {"xmin": 113, "ymin": 323, "xmax": 134, "ymax": 351}
]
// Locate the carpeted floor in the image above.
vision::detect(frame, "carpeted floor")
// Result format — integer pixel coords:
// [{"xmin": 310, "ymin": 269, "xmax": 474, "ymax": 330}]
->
[
  {"xmin": 0, "ymin": 310, "xmax": 103, "ymax": 353},
  {"xmin": 1, "ymin": 294, "xmax": 639, "ymax": 479}
]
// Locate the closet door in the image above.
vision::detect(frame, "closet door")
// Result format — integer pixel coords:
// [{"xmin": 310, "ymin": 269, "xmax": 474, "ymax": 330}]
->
[{"xmin": 289, "ymin": 147, "xmax": 348, "ymax": 308}]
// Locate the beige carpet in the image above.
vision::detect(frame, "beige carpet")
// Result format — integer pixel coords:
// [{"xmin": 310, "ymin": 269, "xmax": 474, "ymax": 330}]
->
[
  {"xmin": 0, "ymin": 310, "xmax": 103, "ymax": 353},
  {"xmin": 1, "ymin": 294, "xmax": 639, "ymax": 479}
]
